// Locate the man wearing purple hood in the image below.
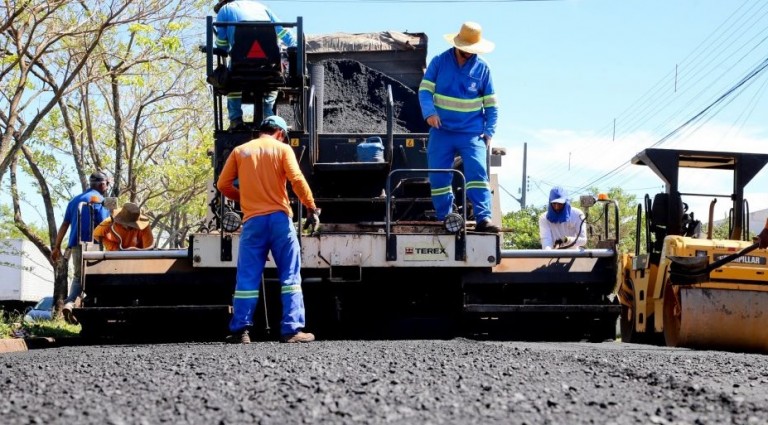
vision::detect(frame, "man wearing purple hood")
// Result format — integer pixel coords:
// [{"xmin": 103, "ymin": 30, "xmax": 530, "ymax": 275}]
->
[{"xmin": 539, "ymin": 186, "xmax": 587, "ymax": 250}]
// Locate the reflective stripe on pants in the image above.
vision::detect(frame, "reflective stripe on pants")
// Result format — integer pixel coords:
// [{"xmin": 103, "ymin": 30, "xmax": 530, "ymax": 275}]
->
[{"xmin": 229, "ymin": 211, "xmax": 305, "ymax": 336}]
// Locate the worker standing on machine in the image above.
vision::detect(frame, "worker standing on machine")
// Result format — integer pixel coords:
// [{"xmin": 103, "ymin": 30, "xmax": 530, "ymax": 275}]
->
[
  {"xmin": 93, "ymin": 202, "xmax": 154, "ymax": 251},
  {"xmin": 214, "ymin": 0, "xmax": 297, "ymax": 130},
  {"xmin": 418, "ymin": 21, "xmax": 500, "ymax": 233},
  {"xmin": 217, "ymin": 115, "xmax": 319, "ymax": 344},
  {"xmin": 539, "ymin": 186, "xmax": 587, "ymax": 250}
]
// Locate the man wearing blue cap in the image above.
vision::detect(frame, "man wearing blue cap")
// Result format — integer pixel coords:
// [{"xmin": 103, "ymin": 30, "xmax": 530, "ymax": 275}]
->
[
  {"xmin": 51, "ymin": 171, "xmax": 112, "ymax": 323},
  {"xmin": 217, "ymin": 115, "xmax": 320, "ymax": 343},
  {"xmin": 539, "ymin": 186, "xmax": 587, "ymax": 250}
]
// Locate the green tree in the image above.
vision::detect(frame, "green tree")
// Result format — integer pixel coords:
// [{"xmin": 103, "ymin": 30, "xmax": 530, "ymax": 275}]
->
[
  {"xmin": 1, "ymin": 0, "xmax": 210, "ymax": 313},
  {"xmin": 575, "ymin": 187, "xmax": 643, "ymax": 254},
  {"xmin": 502, "ymin": 206, "xmax": 545, "ymax": 249}
]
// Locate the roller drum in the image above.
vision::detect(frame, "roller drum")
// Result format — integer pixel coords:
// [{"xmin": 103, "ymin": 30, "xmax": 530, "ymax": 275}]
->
[{"xmin": 664, "ymin": 285, "xmax": 768, "ymax": 352}]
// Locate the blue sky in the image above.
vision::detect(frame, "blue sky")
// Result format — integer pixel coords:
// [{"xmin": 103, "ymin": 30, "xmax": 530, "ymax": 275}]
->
[
  {"xmin": 266, "ymin": 0, "xmax": 768, "ymax": 221},
  {"xmin": 5, "ymin": 0, "xmax": 767, "ymax": 232}
]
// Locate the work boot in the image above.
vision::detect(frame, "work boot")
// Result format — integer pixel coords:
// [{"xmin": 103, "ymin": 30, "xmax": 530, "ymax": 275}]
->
[
  {"xmin": 226, "ymin": 328, "xmax": 251, "ymax": 344},
  {"xmin": 475, "ymin": 219, "xmax": 501, "ymax": 234},
  {"xmin": 62, "ymin": 302, "xmax": 78, "ymax": 325},
  {"xmin": 228, "ymin": 118, "xmax": 245, "ymax": 131},
  {"xmin": 280, "ymin": 331, "xmax": 315, "ymax": 343}
]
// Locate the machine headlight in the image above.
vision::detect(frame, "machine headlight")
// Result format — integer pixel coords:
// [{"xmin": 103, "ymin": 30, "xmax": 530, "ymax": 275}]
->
[
  {"xmin": 444, "ymin": 212, "xmax": 464, "ymax": 234},
  {"xmin": 221, "ymin": 211, "xmax": 242, "ymax": 232}
]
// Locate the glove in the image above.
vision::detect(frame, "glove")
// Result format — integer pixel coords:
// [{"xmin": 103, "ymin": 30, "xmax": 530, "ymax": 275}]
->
[
  {"xmin": 303, "ymin": 207, "xmax": 321, "ymax": 233},
  {"xmin": 758, "ymin": 227, "xmax": 768, "ymax": 249},
  {"xmin": 554, "ymin": 239, "xmax": 563, "ymax": 247}
]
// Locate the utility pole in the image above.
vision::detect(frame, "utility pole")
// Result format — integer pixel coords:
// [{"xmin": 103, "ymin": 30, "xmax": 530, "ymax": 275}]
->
[
  {"xmin": 521, "ymin": 142, "xmax": 527, "ymax": 209},
  {"xmin": 508, "ymin": 142, "xmax": 528, "ymax": 209}
]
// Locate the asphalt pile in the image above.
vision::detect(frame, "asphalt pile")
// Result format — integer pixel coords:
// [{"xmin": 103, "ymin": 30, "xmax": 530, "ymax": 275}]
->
[
  {"xmin": 320, "ymin": 59, "xmax": 427, "ymax": 134},
  {"xmin": 281, "ymin": 59, "xmax": 427, "ymax": 134},
  {"xmin": 3, "ymin": 340, "xmax": 768, "ymax": 424}
]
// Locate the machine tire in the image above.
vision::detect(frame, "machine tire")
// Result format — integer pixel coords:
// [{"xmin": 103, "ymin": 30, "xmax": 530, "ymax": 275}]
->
[
  {"xmin": 662, "ymin": 281, "xmax": 682, "ymax": 347},
  {"xmin": 619, "ymin": 304, "xmax": 636, "ymax": 343},
  {"xmin": 619, "ymin": 300, "xmax": 665, "ymax": 345}
]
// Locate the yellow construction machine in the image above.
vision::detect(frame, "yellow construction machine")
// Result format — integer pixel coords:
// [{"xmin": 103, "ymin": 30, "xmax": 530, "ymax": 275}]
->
[{"xmin": 619, "ymin": 148, "xmax": 768, "ymax": 352}]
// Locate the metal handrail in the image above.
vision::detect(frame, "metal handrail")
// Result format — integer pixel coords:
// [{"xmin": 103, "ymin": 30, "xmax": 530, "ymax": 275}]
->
[
  {"xmin": 500, "ymin": 249, "xmax": 615, "ymax": 259},
  {"xmin": 83, "ymin": 250, "xmax": 189, "ymax": 260},
  {"xmin": 385, "ymin": 168, "xmax": 466, "ymax": 241}
]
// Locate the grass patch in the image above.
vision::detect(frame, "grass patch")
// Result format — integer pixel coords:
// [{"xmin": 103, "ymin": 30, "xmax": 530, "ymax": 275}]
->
[
  {"xmin": 0, "ymin": 310, "xmax": 80, "ymax": 339},
  {"xmin": 24, "ymin": 320, "xmax": 81, "ymax": 338}
]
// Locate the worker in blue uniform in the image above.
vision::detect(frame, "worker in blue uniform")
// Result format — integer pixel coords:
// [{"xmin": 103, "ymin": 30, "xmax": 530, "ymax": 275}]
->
[
  {"xmin": 214, "ymin": 0, "xmax": 297, "ymax": 130},
  {"xmin": 418, "ymin": 21, "xmax": 500, "ymax": 233}
]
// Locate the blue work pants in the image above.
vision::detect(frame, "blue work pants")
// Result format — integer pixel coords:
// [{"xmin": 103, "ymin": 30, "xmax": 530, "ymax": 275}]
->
[
  {"xmin": 427, "ymin": 129, "xmax": 492, "ymax": 222},
  {"xmin": 229, "ymin": 211, "xmax": 305, "ymax": 336},
  {"xmin": 227, "ymin": 90, "xmax": 278, "ymax": 122}
]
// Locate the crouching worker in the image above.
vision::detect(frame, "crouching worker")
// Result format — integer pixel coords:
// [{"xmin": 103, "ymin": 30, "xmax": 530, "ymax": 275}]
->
[
  {"xmin": 539, "ymin": 186, "xmax": 587, "ymax": 250},
  {"xmin": 93, "ymin": 202, "xmax": 154, "ymax": 251},
  {"xmin": 217, "ymin": 115, "xmax": 320, "ymax": 344}
]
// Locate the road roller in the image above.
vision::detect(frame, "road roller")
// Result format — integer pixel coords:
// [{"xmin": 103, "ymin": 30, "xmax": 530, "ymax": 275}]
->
[{"xmin": 618, "ymin": 148, "xmax": 768, "ymax": 352}]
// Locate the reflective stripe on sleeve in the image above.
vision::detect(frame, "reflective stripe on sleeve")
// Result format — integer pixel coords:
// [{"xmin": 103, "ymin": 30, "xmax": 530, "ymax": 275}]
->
[
  {"xmin": 482, "ymin": 94, "xmax": 498, "ymax": 108},
  {"xmin": 419, "ymin": 80, "xmax": 436, "ymax": 93}
]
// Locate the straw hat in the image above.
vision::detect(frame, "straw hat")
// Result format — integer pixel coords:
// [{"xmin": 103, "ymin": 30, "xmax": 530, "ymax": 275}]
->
[
  {"xmin": 443, "ymin": 22, "xmax": 495, "ymax": 55},
  {"xmin": 113, "ymin": 203, "xmax": 150, "ymax": 230}
]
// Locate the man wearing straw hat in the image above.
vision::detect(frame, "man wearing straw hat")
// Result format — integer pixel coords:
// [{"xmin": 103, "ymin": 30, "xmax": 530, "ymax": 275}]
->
[
  {"xmin": 418, "ymin": 21, "xmax": 500, "ymax": 233},
  {"xmin": 93, "ymin": 202, "xmax": 154, "ymax": 251}
]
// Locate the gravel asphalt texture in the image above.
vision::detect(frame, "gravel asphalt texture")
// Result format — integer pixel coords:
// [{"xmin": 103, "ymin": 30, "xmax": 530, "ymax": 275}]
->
[
  {"xmin": 2, "ymin": 339, "xmax": 767, "ymax": 424},
  {"xmin": 281, "ymin": 58, "xmax": 428, "ymax": 134}
]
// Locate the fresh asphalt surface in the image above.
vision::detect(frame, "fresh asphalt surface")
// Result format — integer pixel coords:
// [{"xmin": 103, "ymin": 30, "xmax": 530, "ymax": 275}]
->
[{"xmin": 2, "ymin": 339, "xmax": 767, "ymax": 424}]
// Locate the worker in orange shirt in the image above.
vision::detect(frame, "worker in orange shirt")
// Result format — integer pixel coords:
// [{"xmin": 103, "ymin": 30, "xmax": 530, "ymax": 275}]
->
[
  {"xmin": 93, "ymin": 202, "xmax": 154, "ymax": 251},
  {"xmin": 217, "ymin": 115, "xmax": 319, "ymax": 344}
]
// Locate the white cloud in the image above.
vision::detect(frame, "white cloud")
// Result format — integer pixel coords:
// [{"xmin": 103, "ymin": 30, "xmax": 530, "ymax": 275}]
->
[{"xmin": 492, "ymin": 122, "xmax": 768, "ymax": 221}]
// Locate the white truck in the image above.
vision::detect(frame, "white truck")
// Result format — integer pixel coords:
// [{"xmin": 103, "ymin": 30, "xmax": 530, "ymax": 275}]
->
[{"xmin": 0, "ymin": 239, "xmax": 54, "ymax": 312}]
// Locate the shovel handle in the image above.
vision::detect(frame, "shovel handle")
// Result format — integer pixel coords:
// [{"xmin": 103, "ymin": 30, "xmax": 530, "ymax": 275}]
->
[{"xmin": 705, "ymin": 242, "xmax": 760, "ymax": 272}]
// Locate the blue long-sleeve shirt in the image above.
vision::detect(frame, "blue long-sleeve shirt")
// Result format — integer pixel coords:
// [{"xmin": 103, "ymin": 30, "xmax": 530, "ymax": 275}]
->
[
  {"xmin": 418, "ymin": 48, "xmax": 498, "ymax": 138},
  {"xmin": 215, "ymin": 0, "xmax": 297, "ymax": 50},
  {"xmin": 63, "ymin": 189, "xmax": 110, "ymax": 248}
]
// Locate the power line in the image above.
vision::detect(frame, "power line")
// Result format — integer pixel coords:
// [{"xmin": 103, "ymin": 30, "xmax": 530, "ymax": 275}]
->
[
  {"xmin": 573, "ymin": 55, "xmax": 768, "ymax": 193},
  {"xmin": 539, "ymin": 0, "xmax": 767, "ymax": 188}
]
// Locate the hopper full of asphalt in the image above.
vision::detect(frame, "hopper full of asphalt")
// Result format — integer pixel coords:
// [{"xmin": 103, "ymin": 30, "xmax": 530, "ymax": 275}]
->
[
  {"xmin": 2, "ymin": 340, "xmax": 767, "ymax": 424},
  {"xmin": 281, "ymin": 59, "xmax": 428, "ymax": 134}
]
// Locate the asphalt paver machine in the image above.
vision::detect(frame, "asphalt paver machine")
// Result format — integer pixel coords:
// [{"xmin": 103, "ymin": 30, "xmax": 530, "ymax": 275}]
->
[{"xmin": 75, "ymin": 16, "xmax": 621, "ymax": 341}]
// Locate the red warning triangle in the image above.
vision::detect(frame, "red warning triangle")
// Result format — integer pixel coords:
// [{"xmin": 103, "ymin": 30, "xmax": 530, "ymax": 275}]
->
[{"xmin": 246, "ymin": 41, "xmax": 266, "ymax": 59}]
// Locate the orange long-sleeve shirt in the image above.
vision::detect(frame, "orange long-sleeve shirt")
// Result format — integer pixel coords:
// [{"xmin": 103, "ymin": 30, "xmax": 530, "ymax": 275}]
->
[
  {"xmin": 93, "ymin": 218, "xmax": 154, "ymax": 251},
  {"xmin": 216, "ymin": 134, "xmax": 315, "ymax": 223}
]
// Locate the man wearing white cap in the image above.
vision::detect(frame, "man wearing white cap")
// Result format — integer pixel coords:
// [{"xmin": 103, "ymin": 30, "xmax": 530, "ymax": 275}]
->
[
  {"xmin": 539, "ymin": 186, "xmax": 587, "ymax": 250},
  {"xmin": 418, "ymin": 22, "xmax": 500, "ymax": 233},
  {"xmin": 217, "ymin": 115, "xmax": 319, "ymax": 344}
]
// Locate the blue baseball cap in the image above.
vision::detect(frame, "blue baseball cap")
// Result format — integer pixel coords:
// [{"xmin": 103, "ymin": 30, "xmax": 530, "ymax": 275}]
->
[
  {"xmin": 261, "ymin": 115, "xmax": 289, "ymax": 133},
  {"xmin": 549, "ymin": 186, "xmax": 568, "ymax": 204}
]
